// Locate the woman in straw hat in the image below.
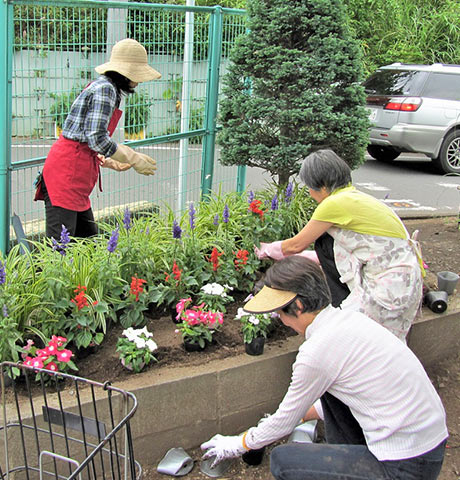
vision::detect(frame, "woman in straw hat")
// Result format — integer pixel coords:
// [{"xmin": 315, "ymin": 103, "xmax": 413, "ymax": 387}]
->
[
  {"xmin": 201, "ymin": 256, "xmax": 447, "ymax": 480},
  {"xmin": 36, "ymin": 39, "xmax": 161, "ymax": 240},
  {"xmin": 255, "ymin": 148, "xmax": 423, "ymax": 342}
]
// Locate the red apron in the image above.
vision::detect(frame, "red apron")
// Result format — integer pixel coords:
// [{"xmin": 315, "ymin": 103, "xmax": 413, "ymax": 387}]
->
[{"xmin": 42, "ymin": 108, "xmax": 122, "ymax": 211}]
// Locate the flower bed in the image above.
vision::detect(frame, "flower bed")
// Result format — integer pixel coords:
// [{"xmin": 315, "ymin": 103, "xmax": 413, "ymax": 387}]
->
[{"xmin": 0, "ymin": 183, "xmax": 316, "ymax": 377}]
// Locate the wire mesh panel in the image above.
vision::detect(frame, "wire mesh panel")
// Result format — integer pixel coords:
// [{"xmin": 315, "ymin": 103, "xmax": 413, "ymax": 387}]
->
[
  {"xmin": 7, "ymin": 1, "xmax": 246, "ymax": 246},
  {"xmin": 0, "ymin": 362, "xmax": 141, "ymax": 480}
]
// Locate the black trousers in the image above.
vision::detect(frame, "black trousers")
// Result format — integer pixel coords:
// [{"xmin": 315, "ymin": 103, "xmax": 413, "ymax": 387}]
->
[
  {"xmin": 314, "ymin": 232, "xmax": 350, "ymax": 307},
  {"xmin": 315, "ymin": 233, "xmax": 365, "ymax": 444},
  {"xmin": 42, "ymin": 179, "xmax": 97, "ymax": 240}
]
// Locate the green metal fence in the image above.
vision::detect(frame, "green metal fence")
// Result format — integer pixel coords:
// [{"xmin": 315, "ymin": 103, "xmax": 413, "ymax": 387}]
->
[{"xmin": 0, "ymin": 0, "xmax": 247, "ymax": 253}]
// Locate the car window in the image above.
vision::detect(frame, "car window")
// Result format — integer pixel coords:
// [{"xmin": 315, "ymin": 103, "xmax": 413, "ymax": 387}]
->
[
  {"xmin": 363, "ymin": 70, "xmax": 427, "ymax": 96},
  {"xmin": 421, "ymin": 73, "xmax": 460, "ymax": 101}
]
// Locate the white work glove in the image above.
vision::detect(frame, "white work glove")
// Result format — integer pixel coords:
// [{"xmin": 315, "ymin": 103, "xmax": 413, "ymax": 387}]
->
[
  {"xmin": 99, "ymin": 155, "xmax": 132, "ymax": 172},
  {"xmin": 201, "ymin": 434, "xmax": 247, "ymax": 467},
  {"xmin": 255, "ymin": 241, "xmax": 285, "ymax": 260},
  {"xmin": 111, "ymin": 143, "xmax": 157, "ymax": 176}
]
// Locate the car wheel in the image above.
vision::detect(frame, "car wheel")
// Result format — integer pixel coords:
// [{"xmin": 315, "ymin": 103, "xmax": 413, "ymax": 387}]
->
[
  {"xmin": 367, "ymin": 145, "xmax": 401, "ymax": 162},
  {"xmin": 433, "ymin": 131, "xmax": 460, "ymax": 174}
]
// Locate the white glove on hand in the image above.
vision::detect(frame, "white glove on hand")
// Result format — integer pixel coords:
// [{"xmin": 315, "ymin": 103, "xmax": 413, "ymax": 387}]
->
[
  {"xmin": 111, "ymin": 144, "xmax": 157, "ymax": 176},
  {"xmin": 201, "ymin": 434, "xmax": 247, "ymax": 467},
  {"xmin": 254, "ymin": 241, "xmax": 284, "ymax": 260}
]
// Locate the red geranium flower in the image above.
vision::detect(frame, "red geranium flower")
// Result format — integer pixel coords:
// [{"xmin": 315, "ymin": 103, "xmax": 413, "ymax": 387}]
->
[
  {"xmin": 249, "ymin": 199, "xmax": 265, "ymax": 220},
  {"xmin": 234, "ymin": 249, "xmax": 249, "ymax": 269}
]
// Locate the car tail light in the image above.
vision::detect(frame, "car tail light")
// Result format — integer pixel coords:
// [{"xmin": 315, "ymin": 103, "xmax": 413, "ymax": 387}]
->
[{"xmin": 384, "ymin": 97, "xmax": 422, "ymax": 112}]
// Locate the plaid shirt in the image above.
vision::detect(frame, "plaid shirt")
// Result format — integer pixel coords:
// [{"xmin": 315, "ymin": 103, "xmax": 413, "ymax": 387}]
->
[{"xmin": 62, "ymin": 75, "xmax": 120, "ymax": 157}]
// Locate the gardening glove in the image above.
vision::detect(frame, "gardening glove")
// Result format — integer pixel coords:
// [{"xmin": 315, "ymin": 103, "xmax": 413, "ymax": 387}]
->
[
  {"xmin": 201, "ymin": 434, "xmax": 248, "ymax": 467},
  {"xmin": 255, "ymin": 241, "xmax": 320, "ymax": 263},
  {"xmin": 111, "ymin": 143, "xmax": 157, "ymax": 175},
  {"xmin": 255, "ymin": 241, "xmax": 285, "ymax": 260},
  {"xmin": 99, "ymin": 155, "xmax": 132, "ymax": 172}
]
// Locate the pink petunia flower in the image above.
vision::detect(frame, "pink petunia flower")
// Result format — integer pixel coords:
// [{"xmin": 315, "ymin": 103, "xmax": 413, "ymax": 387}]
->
[
  {"xmin": 56, "ymin": 349, "xmax": 72, "ymax": 363},
  {"xmin": 45, "ymin": 344, "xmax": 58, "ymax": 355},
  {"xmin": 45, "ymin": 362, "xmax": 58, "ymax": 372},
  {"xmin": 32, "ymin": 358, "xmax": 44, "ymax": 369}
]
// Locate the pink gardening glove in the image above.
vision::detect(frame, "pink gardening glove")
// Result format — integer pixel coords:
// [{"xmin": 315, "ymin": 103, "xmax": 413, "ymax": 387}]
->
[
  {"xmin": 255, "ymin": 242, "xmax": 319, "ymax": 263},
  {"xmin": 254, "ymin": 241, "xmax": 285, "ymax": 260}
]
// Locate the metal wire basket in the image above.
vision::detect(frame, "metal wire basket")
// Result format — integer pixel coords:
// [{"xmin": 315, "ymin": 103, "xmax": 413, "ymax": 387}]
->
[{"xmin": 0, "ymin": 362, "xmax": 142, "ymax": 479}]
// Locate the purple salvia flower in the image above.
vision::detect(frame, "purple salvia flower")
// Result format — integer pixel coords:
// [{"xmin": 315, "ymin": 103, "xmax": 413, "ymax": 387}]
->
[
  {"xmin": 60, "ymin": 225, "xmax": 70, "ymax": 246},
  {"xmin": 248, "ymin": 190, "xmax": 255, "ymax": 203},
  {"xmin": 172, "ymin": 220, "xmax": 182, "ymax": 239},
  {"xmin": 145, "ymin": 227, "xmax": 150, "ymax": 235},
  {"xmin": 51, "ymin": 238, "xmax": 60, "ymax": 253},
  {"xmin": 271, "ymin": 194, "xmax": 279, "ymax": 211},
  {"xmin": 213, "ymin": 214, "xmax": 219, "ymax": 226},
  {"xmin": 285, "ymin": 182, "xmax": 293, "ymax": 203},
  {"xmin": 189, "ymin": 203, "xmax": 196, "ymax": 230},
  {"xmin": 223, "ymin": 204, "xmax": 229, "ymax": 223},
  {"xmin": 107, "ymin": 227, "xmax": 119, "ymax": 253},
  {"xmin": 0, "ymin": 261, "xmax": 5, "ymax": 285},
  {"xmin": 123, "ymin": 207, "xmax": 132, "ymax": 231},
  {"xmin": 2, "ymin": 305, "xmax": 7, "ymax": 317}
]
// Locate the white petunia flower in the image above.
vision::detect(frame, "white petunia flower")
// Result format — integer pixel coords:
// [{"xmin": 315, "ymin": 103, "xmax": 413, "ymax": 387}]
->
[
  {"xmin": 134, "ymin": 338, "xmax": 146, "ymax": 349},
  {"xmin": 235, "ymin": 307, "xmax": 248, "ymax": 320},
  {"xmin": 138, "ymin": 326, "xmax": 153, "ymax": 338},
  {"xmin": 249, "ymin": 316, "xmax": 260, "ymax": 325},
  {"xmin": 146, "ymin": 339, "xmax": 158, "ymax": 352},
  {"xmin": 123, "ymin": 327, "xmax": 137, "ymax": 341},
  {"xmin": 201, "ymin": 283, "xmax": 225, "ymax": 296}
]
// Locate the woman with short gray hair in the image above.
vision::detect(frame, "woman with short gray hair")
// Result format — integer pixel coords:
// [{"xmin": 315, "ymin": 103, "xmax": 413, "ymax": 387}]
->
[{"xmin": 256, "ymin": 148, "xmax": 423, "ymax": 342}]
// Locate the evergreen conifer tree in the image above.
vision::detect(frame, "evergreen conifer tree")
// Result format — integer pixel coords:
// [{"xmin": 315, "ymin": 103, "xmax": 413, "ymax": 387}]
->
[{"xmin": 218, "ymin": 0, "xmax": 370, "ymax": 184}]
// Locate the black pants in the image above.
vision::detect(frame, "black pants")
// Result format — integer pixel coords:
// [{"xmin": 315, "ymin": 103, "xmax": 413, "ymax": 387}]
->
[
  {"xmin": 42, "ymin": 179, "xmax": 97, "ymax": 240},
  {"xmin": 314, "ymin": 232, "xmax": 350, "ymax": 307},
  {"xmin": 315, "ymin": 233, "xmax": 365, "ymax": 444}
]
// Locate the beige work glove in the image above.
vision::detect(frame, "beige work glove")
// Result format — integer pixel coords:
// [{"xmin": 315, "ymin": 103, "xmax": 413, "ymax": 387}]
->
[
  {"xmin": 98, "ymin": 155, "xmax": 132, "ymax": 172},
  {"xmin": 111, "ymin": 143, "xmax": 157, "ymax": 176}
]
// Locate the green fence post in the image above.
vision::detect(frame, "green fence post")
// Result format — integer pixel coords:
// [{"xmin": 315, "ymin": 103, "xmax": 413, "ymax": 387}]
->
[
  {"xmin": 0, "ymin": 1, "xmax": 12, "ymax": 255},
  {"xmin": 236, "ymin": 165, "xmax": 247, "ymax": 193},
  {"xmin": 201, "ymin": 6, "xmax": 223, "ymax": 200}
]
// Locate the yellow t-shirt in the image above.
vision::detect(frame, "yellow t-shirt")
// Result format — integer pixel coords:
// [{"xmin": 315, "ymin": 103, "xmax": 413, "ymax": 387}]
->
[{"xmin": 311, "ymin": 186, "xmax": 407, "ymax": 239}]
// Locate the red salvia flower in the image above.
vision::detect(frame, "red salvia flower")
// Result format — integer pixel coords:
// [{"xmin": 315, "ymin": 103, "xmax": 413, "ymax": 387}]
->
[
  {"xmin": 234, "ymin": 249, "xmax": 249, "ymax": 269},
  {"xmin": 172, "ymin": 261, "xmax": 182, "ymax": 282},
  {"xmin": 209, "ymin": 247, "xmax": 223, "ymax": 271},
  {"xmin": 130, "ymin": 276, "xmax": 147, "ymax": 302},
  {"xmin": 249, "ymin": 199, "xmax": 265, "ymax": 220},
  {"xmin": 71, "ymin": 285, "xmax": 89, "ymax": 310}
]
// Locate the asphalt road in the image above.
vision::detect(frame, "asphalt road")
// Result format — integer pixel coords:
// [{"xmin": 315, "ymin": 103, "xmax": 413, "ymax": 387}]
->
[{"xmin": 245, "ymin": 153, "xmax": 460, "ymax": 219}]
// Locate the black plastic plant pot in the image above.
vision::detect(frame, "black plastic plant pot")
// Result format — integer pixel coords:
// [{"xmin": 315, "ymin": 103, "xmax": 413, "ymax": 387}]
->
[
  {"xmin": 169, "ymin": 305, "xmax": 180, "ymax": 324},
  {"xmin": 183, "ymin": 340, "xmax": 206, "ymax": 352},
  {"xmin": 424, "ymin": 290, "xmax": 448, "ymax": 314},
  {"xmin": 242, "ymin": 447, "xmax": 265, "ymax": 466},
  {"xmin": 245, "ymin": 337, "xmax": 265, "ymax": 356}
]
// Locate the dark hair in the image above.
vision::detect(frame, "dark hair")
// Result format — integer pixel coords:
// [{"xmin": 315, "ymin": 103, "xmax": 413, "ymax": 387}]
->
[
  {"xmin": 299, "ymin": 149, "xmax": 352, "ymax": 193},
  {"xmin": 264, "ymin": 256, "xmax": 331, "ymax": 314},
  {"xmin": 103, "ymin": 71, "xmax": 135, "ymax": 95}
]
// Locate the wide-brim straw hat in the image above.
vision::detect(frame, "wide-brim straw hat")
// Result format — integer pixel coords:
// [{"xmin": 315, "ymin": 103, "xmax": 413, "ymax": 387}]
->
[
  {"xmin": 95, "ymin": 38, "xmax": 161, "ymax": 83},
  {"xmin": 244, "ymin": 286, "xmax": 297, "ymax": 314}
]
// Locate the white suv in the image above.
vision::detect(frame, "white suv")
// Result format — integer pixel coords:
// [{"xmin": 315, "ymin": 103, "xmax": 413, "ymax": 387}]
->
[{"xmin": 364, "ymin": 63, "xmax": 460, "ymax": 174}]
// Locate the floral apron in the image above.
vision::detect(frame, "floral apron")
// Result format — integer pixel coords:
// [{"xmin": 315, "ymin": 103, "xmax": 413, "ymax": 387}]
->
[
  {"xmin": 41, "ymin": 108, "xmax": 122, "ymax": 211},
  {"xmin": 329, "ymin": 226, "xmax": 423, "ymax": 341}
]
